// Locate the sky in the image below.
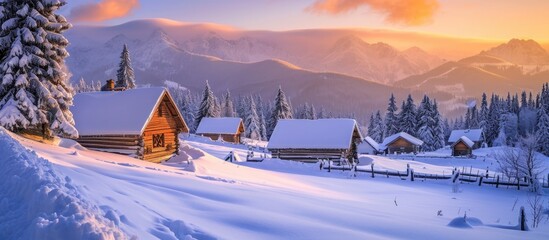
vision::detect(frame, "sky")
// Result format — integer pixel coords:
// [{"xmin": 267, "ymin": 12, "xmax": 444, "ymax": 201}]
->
[{"xmin": 63, "ymin": 0, "xmax": 549, "ymax": 42}]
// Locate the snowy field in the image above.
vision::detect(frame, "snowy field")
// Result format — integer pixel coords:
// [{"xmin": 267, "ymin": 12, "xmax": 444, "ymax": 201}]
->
[{"xmin": 1, "ymin": 130, "xmax": 548, "ymax": 239}]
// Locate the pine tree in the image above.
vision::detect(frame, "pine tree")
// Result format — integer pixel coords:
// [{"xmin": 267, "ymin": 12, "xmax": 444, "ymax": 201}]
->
[
  {"xmin": 369, "ymin": 110, "xmax": 384, "ymax": 143},
  {"xmin": 193, "ymin": 81, "xmax": 216, "ymax": 132},
  {"xmin": 115, "ymin": 44, "xmax": 136, "ymax": 89},
  {"xmin": 398, "ymin": 94, "xmax": 417, "ymax": 136},
  {"xmin": 432, "ymin": 100, "xmax": 445, "ymax": 150},
  {"xmin": 222, "ymin": 89, "xmax": 234, "ymax": 117},
  {"xmin": 0, "ymin": 0, "xmax": 77, "ymax": 138},
  {"xmin": 267, "ymin": 86, "xmax": 292, "ymax": 139},
  {"xmin": 417, "ymin": 96, "xmax": 436, "ymax": 151},
  {"xmin": 479, "ymin": 93, "xmax": 489, "ymax": 131},
  {"xmin": 177, "ymin": 90, "xmax": 196, "ymax": 132},
  {"xmin": 536, "ymin": 107, "xmax": 549, "ymax": 155},
  {"xmin": 367, "ymin": 113, "xmax": 375, "ymax": 138},
  {"xmin": 384, "ymin": 94, "xmax": 399, "ymax": 136},
  {"xmin": 244, "ymin": 96, "xmax": 261, "ymax": 140}
]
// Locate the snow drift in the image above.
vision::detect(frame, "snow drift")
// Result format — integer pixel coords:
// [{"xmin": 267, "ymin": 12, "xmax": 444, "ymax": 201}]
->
[{"xmin": 0, "ymin": 129, "xmax": 125, "ymax": 239}]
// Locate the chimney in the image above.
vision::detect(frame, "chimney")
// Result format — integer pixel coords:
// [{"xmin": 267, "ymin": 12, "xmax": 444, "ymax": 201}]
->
[{"xmin": 101, "ymin": 79, "xmax": 115, "ymax": 91}]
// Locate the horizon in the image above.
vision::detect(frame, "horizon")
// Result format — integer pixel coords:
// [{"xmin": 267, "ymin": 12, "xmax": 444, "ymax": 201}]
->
[{"xmin": 64, "ymin": 0, "xmax": 549, "ymax": 43}]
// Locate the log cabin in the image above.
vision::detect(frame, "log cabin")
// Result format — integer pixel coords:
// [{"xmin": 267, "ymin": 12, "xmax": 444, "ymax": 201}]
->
[
  {"xmin": 380, "ymin": 132, "xmax": 424, "ymax": 154},
  {"xmin": 448, "ymin": 129, "xmax": 485, "ymax": 149},
  {"xmin": 195, "ymin": 117, "xmax": 245, "ymax": 143},
  {"xmin": 267, "ymin": 119, "xmax": 362, "ymax": 163},
  {"xmin": 71, "ymin": 87, "xmax": 188, "ymax": 163},
  {"xmin": 451, "ymin": 136, "xmax": 474, "ymax": 156}
]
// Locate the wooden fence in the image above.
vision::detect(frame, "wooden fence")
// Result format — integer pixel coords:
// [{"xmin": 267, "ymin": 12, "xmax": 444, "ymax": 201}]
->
[{"xmin": 322, "ymin": 162, "xmax": 549, "ymax": 190}]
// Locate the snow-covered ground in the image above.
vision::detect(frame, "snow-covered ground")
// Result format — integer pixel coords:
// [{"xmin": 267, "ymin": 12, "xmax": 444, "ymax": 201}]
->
[{"xmin": 2, "ymin": 129, "xmax": 548, "ymax": 239}]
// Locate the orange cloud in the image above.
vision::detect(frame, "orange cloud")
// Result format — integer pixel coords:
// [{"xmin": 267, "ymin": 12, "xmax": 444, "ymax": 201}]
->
[
  {"xmin": 69, "ymin": 0, "xmax": 140, "ymax": 22},
  {"xmin": 306, "ymin": 0, "xmax": 439, "ymax": 26}
]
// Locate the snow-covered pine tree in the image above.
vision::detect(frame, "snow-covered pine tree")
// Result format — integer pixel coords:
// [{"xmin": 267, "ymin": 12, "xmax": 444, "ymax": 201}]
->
[
  {"xmin": 115, "ymin": 44, "xmax": 136, "ymax": 89},
  {"xmin": 193, "ymin": 81, "xmax": 216, "ymax": 132},
  {"xmin": 432, "ymin": 100, "xmax": 445, "ymax": 150},
  {"xmin": 384, "ymin": 93, "xmax": 399, "ymax": 136},
  {"xmin": 479, "ymin": 93, "xmax": 489, "ymax": 131},
  {"xmin": 267, "ymin": 86, "xmax": 292, "ymax": 139},
  {"xmin": 213, "ymin": 96, "xmax": 221, "ymax": 118},
  {"xmin": 222, "ymin": 89, "xmax": 235, "ymax": 117},
  {"xmin": 370, "ymin": 110, "xmax": 384, "ymax": 143},
  {"xmin": 244, "ymin": 96, "xmax": 261, "ymax": 140},
  {"xmin": 318, "ymin": 107, "xmax": 327, "ymax": 119},
  {"xmin": 236, "ymin": 95, "xmax": 247, "ymax": 120},
  {"xmin": 398, "ymin": 94, "xmax": 417, "ymax": 136},
  {"xmin": 309, "ymin": 103, "xmax": 317, "ymax": 120},
  {"xmin": 176, "ymin": 90, "xmax": 196, "ymax": 132},
  {"xmin": 417, "ymin": 96, "xmax": 436, "ymax": 151},
  {"xmin": 255, "ymin": 94, "xmax": 267, "ymax": 140},
  {"xmin": 486, "ymin": 94, "xmax": 501, "ymax": 146},
  {"xmin": 367, "ymin": 113, "xmax": 375, "ymax": 137},
  {"xmin": 0, "ymin": 0, "xmax": 77, "ymax": 138},
  {"xmin": 536, "ymin": 107, "xmax": 549, "ymax": 155}
]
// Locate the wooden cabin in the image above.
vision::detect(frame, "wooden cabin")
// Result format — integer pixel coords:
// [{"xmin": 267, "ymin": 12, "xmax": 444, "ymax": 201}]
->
[
  {"xmin": 381, "ymin": 132, "xmax": 424, "ymax": 154},
  {"xmin": 195, "ymin": 117, "xmax": 244, "ymax": 143},
  {"xmin": 452, "ymin": 136, "xmax": 474, "ymax": 156},
  {"xmin": 267, "ymin": 119, "xmax": 362, "ymax": 162},
  {"xmin": 71, "ymin": 87, "xmax": 188, "ymax": 163},
  {"xmin": 448, "ymin": 129, "xmax": 485, "ymax": 149}
]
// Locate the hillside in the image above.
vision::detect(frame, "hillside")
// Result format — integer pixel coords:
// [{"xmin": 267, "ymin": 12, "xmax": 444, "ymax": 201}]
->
[{"xmin": 2, "ymin": 129, "xmax": 548, "ymax": 239}]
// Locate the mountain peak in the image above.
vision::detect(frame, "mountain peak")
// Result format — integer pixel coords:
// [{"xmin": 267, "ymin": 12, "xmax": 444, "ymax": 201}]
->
[{"xmin": 481, "ymin": 38, "xmax": 549, "ymax": 65}]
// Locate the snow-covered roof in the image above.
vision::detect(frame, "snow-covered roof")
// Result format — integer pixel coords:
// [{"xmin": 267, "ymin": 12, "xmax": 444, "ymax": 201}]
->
[
  {"xmin": 452, "ymin": 136, "xmax": 475, "ymax": 148},
  {"xmin": 267, "ymin": 119, "xmax": 362, "ymax": 150},
  {"xmin": 380, "ymin": 132, "xmax": 424, "ymax": 149},
  {"xmin": 448, "ymin": 129, "xmax": 484, "ymax": 142},
  {"xmin": 72, "ymin": 87, "xmax": 177, "ymax": 136},
  {"xmin": 363, "ymin": 136, "xmax": 380, "ymax": 151},
  {"xmin": 196, "ymin": 117, "xmax": 243, "ymax": 135}
]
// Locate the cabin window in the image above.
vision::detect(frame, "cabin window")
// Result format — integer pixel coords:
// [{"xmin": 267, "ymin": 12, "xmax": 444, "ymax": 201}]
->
[{"xmin": 153, "ymin": 134, "xmax": 165, "ymax": 148}]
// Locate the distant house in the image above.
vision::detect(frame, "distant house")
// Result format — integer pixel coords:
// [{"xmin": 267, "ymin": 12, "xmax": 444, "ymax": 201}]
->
[
  {"xmin": 358, "ymin": 136, "xmax": 380, "ymax": 155},
  {"xmin": 196, "ymin": 117, "xmax": 245, "ymax": 144},
  {"xmin": 267, "ymin": 119, "xmax": 362, "ymax": 162},
  {"xmin": 71, "ymin": 87, "xmax": 189, "ymax": 163},
  {"xmin": 452, "ymin": 136, "xmax": 474, "ymax": 156},
  {"xmin": 381, "ymin": 132, "xmax": 424, "ymax": 154},
  {"xmin": 448, "ymin": 129, "xmax": 485, "ymax": 149}
]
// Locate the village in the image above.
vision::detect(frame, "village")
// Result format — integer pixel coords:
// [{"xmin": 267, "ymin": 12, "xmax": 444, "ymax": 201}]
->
[{"xmin": 1, "ymin": 1, "xmax": 549, "ymax": 239}]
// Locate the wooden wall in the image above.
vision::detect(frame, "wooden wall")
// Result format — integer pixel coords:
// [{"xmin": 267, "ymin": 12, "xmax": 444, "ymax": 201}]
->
[
  {"xmin": 272, "ymin": 149, "xmax": 347, "ymax": 162},
  {"xmin": 201, "ymin": 133, "xmax": 241, "ymax": 144},
  {"xmin": 387, "ymin": 138, "xmax": 418, "ymax": 154},
  {"xmin": 142, "ymin": 98, "xmax": 183, "ymax": 162},
  {"xmin": 452, "ymin": 141, "xmax": 472, "ymax": 156}
]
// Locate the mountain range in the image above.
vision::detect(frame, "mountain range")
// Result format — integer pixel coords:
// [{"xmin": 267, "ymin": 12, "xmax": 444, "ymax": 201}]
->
[{"xmin": 65, "ymin": 19, "xmax": 549, "ymax": 118}]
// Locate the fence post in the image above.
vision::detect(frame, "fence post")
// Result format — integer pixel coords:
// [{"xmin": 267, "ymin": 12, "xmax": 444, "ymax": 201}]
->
[
  {"xmin": 517, "ymin": 177, "xmax": 520, "ymax": 190},
  {"xmin": 478, "ymin": 176, "xmax": 483, "ymax": 186},
  {"xmin": 328, "ymin": 160, "xmax": 331, "ymax": 173},
  {"xmin": 496, "ymin": 175, "xmax": 499, "ymax": 188},
  {"xmin": 371, "ymin": 163, "xmax": 375, "ymax": 178},
  {"xmin": 407, "ymin": 164, "xmax": 410, "ymax": 177},
  {"xmin": 410, "ymin": 169, "xmax": 415, "ymax": 182},
  {"xmin": 386, "ymin": 170, "xmax": 389, "ymax": 178}
]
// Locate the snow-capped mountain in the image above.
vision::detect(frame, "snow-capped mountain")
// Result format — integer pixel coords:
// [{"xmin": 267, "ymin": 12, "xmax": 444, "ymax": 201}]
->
[
  {"xmin": 68, "ymin": 19, "xmax": 442, "ymax": 85},
  {"xmin": 317, "ymin": 35, "xmax": 444, "ymax": 84},
  {"xmin": 66, "ymin": 24, "xmax": 413, "ymax": 117},
  {"xmin": 396, "ymin": 39, "xmax": 549, "ymax": 101},
  {"xmin": 480, "ymin": 38, "xmax": 549, "ymax": 65}
]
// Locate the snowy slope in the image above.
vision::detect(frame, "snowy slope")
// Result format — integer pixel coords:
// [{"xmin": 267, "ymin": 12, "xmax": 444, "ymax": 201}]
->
[{"xmin": 4, "ymin": 129, "xmax": 548, "ymax": 239}]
